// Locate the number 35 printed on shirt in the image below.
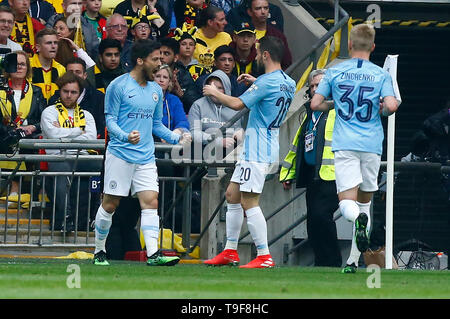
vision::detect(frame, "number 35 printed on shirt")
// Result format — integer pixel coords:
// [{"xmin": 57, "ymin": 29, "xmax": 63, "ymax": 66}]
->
[{"xmin": 337, "ymin": 85, "xmax": 375, "ymax": 122}]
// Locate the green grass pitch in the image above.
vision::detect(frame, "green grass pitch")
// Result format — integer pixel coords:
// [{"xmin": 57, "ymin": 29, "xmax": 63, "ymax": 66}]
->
[{"xmin": 0, "ymin": 258, "xmax": 448, "ymax": 299}]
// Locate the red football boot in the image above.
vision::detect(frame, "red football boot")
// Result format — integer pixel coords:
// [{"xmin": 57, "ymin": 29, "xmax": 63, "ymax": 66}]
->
[
  {"xmin": 239, "ymin": 254, "xmax": 275, "ymax": 268},
  {"xmin": 204, "ymin": 249, "xmax": 240, "ymax": 266}
]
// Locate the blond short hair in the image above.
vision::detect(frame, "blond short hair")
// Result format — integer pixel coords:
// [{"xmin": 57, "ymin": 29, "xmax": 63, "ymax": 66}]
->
[
  {"xmin": 154, "ymin": 64, "xmax": 174, "ymax": 92},
  {"xmin": 349, "ymin": 23, "xmax": 375, "ymax": 52}
]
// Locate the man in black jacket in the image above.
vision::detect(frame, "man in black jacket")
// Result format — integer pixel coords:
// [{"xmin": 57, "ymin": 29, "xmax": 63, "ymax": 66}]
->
[{"xmin": 86, "ymin": 38, "xmax": 125, "ymax": 94}]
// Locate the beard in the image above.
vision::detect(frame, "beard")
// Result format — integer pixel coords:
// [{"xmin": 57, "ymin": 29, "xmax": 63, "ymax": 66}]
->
[
  {"xmin": 255, "ymin": 57, "xmax": 265, "ymax": 75},
  {"xmin": 62, "ymin": 100, "xmax": 77, "ymax": 109},
  {"xmin": 142, "ymin": 67, "xmax": 154, "ymax": 81}
]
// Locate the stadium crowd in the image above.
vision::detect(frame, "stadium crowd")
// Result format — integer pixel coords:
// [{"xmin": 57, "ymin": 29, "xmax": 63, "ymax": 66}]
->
[
  {"xmin": 0, "ymin": 0, "xmax": 293, "ymax": 250},
  {"xmin": 0, "ymin": 0, "xmax": 447, "ymax": 273}
]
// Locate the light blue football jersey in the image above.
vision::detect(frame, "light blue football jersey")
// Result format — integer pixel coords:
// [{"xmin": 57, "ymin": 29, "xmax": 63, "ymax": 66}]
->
[
  {"xmin": 105, "ymin": 73, "xmax": 180, "ymax": 164},
  {"xmin": 239, "ymin": 70, "xmax": 296, "ymax": 163},
  {"xmin": 316, "ymin": 58, "xmax": 395, "ymax": 155}
]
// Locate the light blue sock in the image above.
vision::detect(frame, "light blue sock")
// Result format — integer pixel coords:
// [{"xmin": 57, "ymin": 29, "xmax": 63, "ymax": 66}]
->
[
  {"xmin": 246, "ymin": 206, "xmax": 270, "ymax": 256},
  {"xmin": 141, "ymin": 209, "xmax": 160, "ymax": 257},
  {"xmin": 94, "ymin": 205, "xmax": 113, "ymax": 254}
]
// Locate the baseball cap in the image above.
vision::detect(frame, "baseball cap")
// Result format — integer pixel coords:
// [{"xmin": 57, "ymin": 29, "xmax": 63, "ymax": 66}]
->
[{"xmin": 234, "ymin": 21, "xmax": 256, "ymax": 35}]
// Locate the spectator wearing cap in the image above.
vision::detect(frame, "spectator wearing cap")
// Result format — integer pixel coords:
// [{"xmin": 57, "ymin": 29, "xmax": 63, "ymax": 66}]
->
[
  {"xmin": 230, "ymin": 20, "xmax": 260, "ymax": 77},
  {"xmin": 196, "ymin": 44, "xmax": 247, "ymax": 98},
  {"xmin": 160, "ymin": 36, "xmax": 202, "ymax": 113},
  {"xmin": 130, "ymin": 16, "xmax": 152, "ymax": 40},
  {"xmin": 172, "ymin": 23, "xmax": 208, "ymax": 82},
  {"xmin": 193, "ymin": 5, "xmax": 231, "ymax": 71}
]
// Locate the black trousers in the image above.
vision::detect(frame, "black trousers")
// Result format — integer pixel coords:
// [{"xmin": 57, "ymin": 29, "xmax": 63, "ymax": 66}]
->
[
  {"xmin": 105, "ymin": 196, "xmax": 142, "ymax": 260},
  {"xmin": 304, "ymin": 165, "xmax": 342, "ymax": 267}
]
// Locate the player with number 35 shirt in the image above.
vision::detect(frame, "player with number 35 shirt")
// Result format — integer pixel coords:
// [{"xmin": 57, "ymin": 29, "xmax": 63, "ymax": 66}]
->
[
  {"xmin": 315, "ymin": 57, "xmax": 394, "ymax": 156},
  {"xmin": 311, "ymin": 23, "xmax": 399, "ymax": 274}
]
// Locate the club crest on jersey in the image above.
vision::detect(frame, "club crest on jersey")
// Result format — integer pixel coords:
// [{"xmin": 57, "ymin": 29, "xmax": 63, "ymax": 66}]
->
[
  {"xmin": 152, "ymin": 92, "xmax": 159, "ymax": 102},
  {"xmin": 109, "ymin": 180, "xmax": 117, "ymax": 190}
]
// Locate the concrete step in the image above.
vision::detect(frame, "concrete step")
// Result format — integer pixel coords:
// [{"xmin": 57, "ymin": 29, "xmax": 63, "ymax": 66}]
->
[
  {"xmin": 0, "ymin": 228, "xmax": 95, "ymax": 245},
  {"xmin": 0, "ymin": 208, "xmax": 31, "ymax": 219},
  {"xmin": 0, "ymin": 246, "xmax": 95, "ymax": 259},
  {"xmin": 0, "ymin": 218, "xmax": 50, "ymax": 229}
]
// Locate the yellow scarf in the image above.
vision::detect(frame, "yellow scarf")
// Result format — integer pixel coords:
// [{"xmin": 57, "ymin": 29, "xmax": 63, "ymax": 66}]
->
[
  {"xmin": 10, "ymin": 14, "xmax": 35, "ymax": 56},
  {"xmin": 0, "ymin": 81, "xmax": 33, "ymax": 170},
  {"xmin": 183, "ymin": 3, "xmax": 207, "ymax": 29},
  {"xmin": 0, "ymin": 81, "xmax": 33, "ymax": 126},
  {"xmin": 55, "ymin": 100, "xmax": 86, "ymax": 131}
]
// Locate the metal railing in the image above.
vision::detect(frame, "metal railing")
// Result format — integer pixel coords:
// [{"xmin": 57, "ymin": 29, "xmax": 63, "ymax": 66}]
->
[
  {"xmin": 0, "ymin": 139, "xmax": 236, "ymax": 253},
  {"xmin": 0, "ymin": 170, "xmax": 100, "ymax": 246}
]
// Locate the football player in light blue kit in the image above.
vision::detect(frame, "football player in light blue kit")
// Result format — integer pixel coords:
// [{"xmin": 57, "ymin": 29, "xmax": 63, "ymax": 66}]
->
[
  {"xmin": 202, "ymin": 36, "xmax": 296, "ymax": 268},
  {"xmin": 93, "ymin": 39, "xmax": 191, "ymax": 266},
  {"xmin": 311, "ymin": 23, "xmax": 399, "ymax": 273}
]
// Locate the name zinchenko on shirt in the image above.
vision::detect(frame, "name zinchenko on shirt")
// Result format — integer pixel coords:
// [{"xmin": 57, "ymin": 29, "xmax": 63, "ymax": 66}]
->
[{"xmin": 340, "ymin": 72, "xmax": 375, "ymax": 82}]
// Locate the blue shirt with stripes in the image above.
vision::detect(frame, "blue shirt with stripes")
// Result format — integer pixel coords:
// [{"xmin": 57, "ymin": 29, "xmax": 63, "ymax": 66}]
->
[
  {"xmin": 105, "ymin": 73, "xmax": 180, "ymax": 164},
  {"xmin": 316, "ymin": 58, "xmax": 395, "ymax": 155},
  {"xmin": 239, "ymin": 70, "xmax": 296, "ymax": 164}
]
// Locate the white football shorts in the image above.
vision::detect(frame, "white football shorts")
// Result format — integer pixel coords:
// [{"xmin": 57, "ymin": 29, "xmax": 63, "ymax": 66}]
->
[
  {"xmin": 103, "ymin": 150, "xmax": 159, "ymax": 197},
  {"xmin": 230, "ymin": 160, "xmax": 271, "ymax": 194},
  {"xmin": 334, "ymin": 150, "xmax": 381, "ymax": 193}
]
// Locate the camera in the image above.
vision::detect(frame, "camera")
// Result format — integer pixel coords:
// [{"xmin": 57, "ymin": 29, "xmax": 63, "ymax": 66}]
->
[
  {"xmin": 1, "ymin": 126, "xmax": 26, "ymax": 147},
  {"xmin": 0, "ymin": 48, "xmax": 17, "ymax": 89},
  {"xmin": 0, "ymin": 48, "xmax": 20, "ymax": 150}
]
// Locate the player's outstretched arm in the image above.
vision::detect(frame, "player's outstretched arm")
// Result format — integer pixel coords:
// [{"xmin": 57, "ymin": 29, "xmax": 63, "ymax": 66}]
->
[
  {"xmin": 310, "ymin": 93, "xmax": 333, "ymax": 111},
  {"xmin": 178, "ymin": 133, "xmax": 192, "ymax": 145},
  {"xmin": 203, "ymin": 83, "xmax": 245, "ymax": 111},
  {"xmin": 153, "ymin": 119, "xmax": 181, "ymax": 145}
]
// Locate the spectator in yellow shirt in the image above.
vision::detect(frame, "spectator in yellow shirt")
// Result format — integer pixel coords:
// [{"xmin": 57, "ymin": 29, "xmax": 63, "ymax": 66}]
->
[
  {"xmin": 193, "ymin": 5, "xmax": 231, "ymax": 71},
  {"xmin": 30, "ymin": 28, "xmax": 66, "ymax": 101}
]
